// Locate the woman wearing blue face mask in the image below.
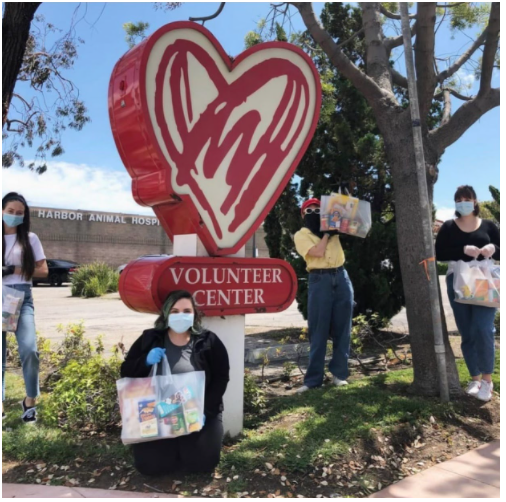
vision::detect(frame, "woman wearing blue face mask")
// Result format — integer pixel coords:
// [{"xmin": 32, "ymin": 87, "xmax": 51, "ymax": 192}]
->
[
  {"xmin": 2, "ymin": 192, "xmax": 48, "ymax": 423},
  {"xmin": 120, "ymin": 289, "xmax": 230, "ymax": 476},
  {"xmin": 435, "ymin": 185, "xmax": 500, "ymax": 402}
]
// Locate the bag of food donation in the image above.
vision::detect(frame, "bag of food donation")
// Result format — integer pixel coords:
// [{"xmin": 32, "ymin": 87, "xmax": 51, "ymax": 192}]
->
[
  {"xmin": 453, "ymin": 259, "xmax": 500, "ymax": 308},
  {"xmin": 2, "ymin": 285, "xmax": 25, "ymax": 332},
  {"xmin": 117, "ymin": 355, "xmax": 206, "ymax": 444},
  {"xmin": 320, "ymin": 191, "xmax": 372, "ymax": 238}
]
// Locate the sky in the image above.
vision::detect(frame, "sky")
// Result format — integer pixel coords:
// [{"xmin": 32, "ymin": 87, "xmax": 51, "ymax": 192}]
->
[{"xmin": 2, "ymin": 1, "xmax": 500, "ymax": 222}]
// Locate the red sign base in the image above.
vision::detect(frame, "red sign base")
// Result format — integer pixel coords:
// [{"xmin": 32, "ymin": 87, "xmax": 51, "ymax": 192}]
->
[{"xmin": 119, "ymin": 256, "xmax": 297, "ymax": 317}]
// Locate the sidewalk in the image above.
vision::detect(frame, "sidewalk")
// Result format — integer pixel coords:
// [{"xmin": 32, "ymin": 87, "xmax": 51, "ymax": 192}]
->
[
  {"xmin": 370, "ymin": 441, "xmax": 500, "ymax": 498},
  {"xmin": 3, "ymin": 441, "xmax": 499, "ymax": 498},
  {"xmin": 1, "ymin": 484, "xmax": 181, "ymax": 498}
]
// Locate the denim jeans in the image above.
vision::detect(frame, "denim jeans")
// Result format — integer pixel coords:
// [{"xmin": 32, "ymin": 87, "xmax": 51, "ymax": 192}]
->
[
  {"xmin": 305, "ymin": 268, "xmax": 354, "ymax": 388},
  {"xmin": 446, "ymin": 274, "xmax": 497, "ymax": 376},
  {"xmin": 2, "ymin": 284, "xmax": 39, "ymax": 401}
]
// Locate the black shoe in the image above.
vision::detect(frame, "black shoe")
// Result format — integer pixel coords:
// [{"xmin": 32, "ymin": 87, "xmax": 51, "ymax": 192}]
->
[{"xmin": 21, "ymin": 398, "xmax": 37, "ymax": 424}]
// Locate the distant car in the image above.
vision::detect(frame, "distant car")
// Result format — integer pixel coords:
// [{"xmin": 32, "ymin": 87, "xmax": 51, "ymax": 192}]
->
[
  {"xmin": 117, "ymin": 254, "xmax": 170, "ymax": 274},
  {"xmin": 34, "ymin": 259, "xmax": 79, "ymax": 287}
]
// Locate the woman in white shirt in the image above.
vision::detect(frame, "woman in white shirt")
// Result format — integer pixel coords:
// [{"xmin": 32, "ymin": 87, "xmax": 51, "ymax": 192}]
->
[{"xmin": 2, "ymin": 193, "xmax": 48, "ymax": 423}]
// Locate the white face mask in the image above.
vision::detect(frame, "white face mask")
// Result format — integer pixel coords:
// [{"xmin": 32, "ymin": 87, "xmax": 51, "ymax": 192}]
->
[
  {"xmin": 167, "ymin": 313, "xmax": 194, "ymax": 334},
  {"xmin": 456, "ymin": 201, "xmax": 475, "ymax": 216}
]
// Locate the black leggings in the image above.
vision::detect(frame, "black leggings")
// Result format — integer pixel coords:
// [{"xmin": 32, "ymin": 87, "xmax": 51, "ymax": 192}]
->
[{"xmin": 132, "ymin": 414, "xmax": 223, "ymax": 476}]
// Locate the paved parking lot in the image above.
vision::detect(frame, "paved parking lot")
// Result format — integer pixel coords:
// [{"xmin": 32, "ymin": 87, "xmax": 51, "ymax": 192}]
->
[{"xmin": 30, "ymin": 278, "xmax": 456, "ymax": 354}]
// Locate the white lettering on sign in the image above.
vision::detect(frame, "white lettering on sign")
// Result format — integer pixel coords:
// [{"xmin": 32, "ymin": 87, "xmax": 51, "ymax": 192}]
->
[
  {"xmin": 36, "ymin": 210, "xmax": 159, "ymax": 225},
  {"xmin": 193, "ymin": 288, "xmax": 267, "ymax": 307}
]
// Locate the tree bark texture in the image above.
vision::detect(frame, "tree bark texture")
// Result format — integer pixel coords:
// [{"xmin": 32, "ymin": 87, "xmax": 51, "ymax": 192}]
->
[
  {"xmin": 2, "ymin": 2, "xmax": 41, "ymax": 128},
  {"xmin": 378, "ymin": 111, "xmax": 462, "ymax": 396}
]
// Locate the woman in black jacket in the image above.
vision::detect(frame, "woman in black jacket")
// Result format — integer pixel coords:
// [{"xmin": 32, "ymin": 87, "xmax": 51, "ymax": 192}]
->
[{"xmin": 121, "ymin": 290, "xmax": 230, "ymax": 476}]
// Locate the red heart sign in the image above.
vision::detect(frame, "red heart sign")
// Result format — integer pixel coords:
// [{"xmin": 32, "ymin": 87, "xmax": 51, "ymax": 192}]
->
[{"xmin": 109, "ymin": 22, "xmax": 321, "ymax": 256}]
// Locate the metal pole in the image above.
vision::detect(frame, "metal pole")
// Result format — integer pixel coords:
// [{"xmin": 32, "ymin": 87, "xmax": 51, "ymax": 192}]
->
[{"xmin": 399, "ymin": 2, "xmax": 450, "ymax": 402}]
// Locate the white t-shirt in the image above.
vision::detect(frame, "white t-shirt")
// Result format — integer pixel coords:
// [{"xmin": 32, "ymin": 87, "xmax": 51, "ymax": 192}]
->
[{"xmin": 3, "ymin": 232, "xmax": 46, "ymax": 285}]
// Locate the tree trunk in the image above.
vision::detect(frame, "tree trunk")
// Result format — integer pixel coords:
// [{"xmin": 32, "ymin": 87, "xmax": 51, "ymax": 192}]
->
[
  {"xmin": 379, "ymin": 110, "xmax": 462, "ymax": 396},
  {"xmin": 2, "ymin": 2, "xmax": 41, "ymax": 128}
]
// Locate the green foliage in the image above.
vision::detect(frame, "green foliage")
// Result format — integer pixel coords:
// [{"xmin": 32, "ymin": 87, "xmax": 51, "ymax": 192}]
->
[
  {"xmin": 445, "ymin": 2, "xmax": 491, "ymax": 31},
  {"xmin": 437, "ymin": 262, "xmax": 449, "ymax": 276},
  {"xmin": 71, "ymin": 262, "xmax": 119, "ymax": 298},
  {"xmin": 3, "ymin": 14, "xmax": 90, "ymax": 174},
  {"xmin": 243, "ymin": 370, "xmax": 267, "ymax": 414},
  {"xmin": 40, "ymin": 354, "xmax": 122, "ymax": 431},
  {"xmin": 484, "ymin": 185, "xmax": 500, "ymax": 224},
  {"xmin": 6, "ymin": 332, "xmax": 52, "ymax": 368},
  {"xmin": 495, "ymin": 311, "xmax": 500, "ymax": 337},
  {"xmin": 123, "ymin": 21, "xmax": 150, "ymax": 48},
  {"xmin": 351, "ymin": 313, "xmax": 389, "ymax": 354},
  {"xmin": 282, "ymin": 361, "xmax": 296, "ymax": 381}
]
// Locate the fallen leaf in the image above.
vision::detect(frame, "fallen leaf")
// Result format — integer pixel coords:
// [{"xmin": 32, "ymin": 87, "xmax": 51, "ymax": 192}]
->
[
  {"xmin": 265, "ymin": 462, "xmax": 273, "ymax": 470},
  {"xmin": 26, "ymin": 470, "xmax": 35, "ymax": 474},
  {"xmin": 214, "ymin": 473, "xmax": 223, "ymax": 479},
  {"xmin": 109, "ymin": 484, "xmax": 118, "ymax": 490},
  {"xmin": 35, "ymin": 479, "xmax": 41, "ymax": 484},
  {"xmin": 233, "ymin": 475, "xmax": 239, "ymax": 480},
  {"xmin": 320, "ymin": 481, "xmax": 328, "ymax": 486},
  {"xmin": 275, "ymin": 490, "xmax": 281, "ymax": 496},
  {"xmin": 88, "ymin": 478, "xmax": 95, "ymax": 484}
]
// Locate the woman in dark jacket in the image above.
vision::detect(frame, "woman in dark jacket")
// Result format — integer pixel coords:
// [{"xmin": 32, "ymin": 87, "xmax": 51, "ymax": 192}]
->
[{"xmin": 121, "ymin": 290, "xmax": 230, "ymax": 476}]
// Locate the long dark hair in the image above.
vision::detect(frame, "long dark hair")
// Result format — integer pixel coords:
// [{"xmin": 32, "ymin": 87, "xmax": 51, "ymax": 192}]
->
[
  {"xmin": 454, "ymin": 185, "xmax": 480, "ymax": 218},
  {"xmin": 2, "ymin": 192, "xmax": 35, "ymax": 280},
  {"xmin": 154, "ymin": 290, "xmax": 203, "ymax": 333}
]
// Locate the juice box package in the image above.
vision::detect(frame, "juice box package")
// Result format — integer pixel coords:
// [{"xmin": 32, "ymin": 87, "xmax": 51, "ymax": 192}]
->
[{"xmin": 138, "ymin": 399, "xmax": 158, "ymax": 438}]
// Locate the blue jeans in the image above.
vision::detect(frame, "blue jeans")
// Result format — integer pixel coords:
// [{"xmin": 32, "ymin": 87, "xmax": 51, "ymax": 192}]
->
[
  {"xmin": 2, "ymin": 284, "xmax": 39, "ymax": 401},
  {"xmin": 446, "ymin": 274, "xmax": 497, "ymax": 376},
  {"xmin": 305, "ymin": 268, "xmax": 354, "ymax": 388}
]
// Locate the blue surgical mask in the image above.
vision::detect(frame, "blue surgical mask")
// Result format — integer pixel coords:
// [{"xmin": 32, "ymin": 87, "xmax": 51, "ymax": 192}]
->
[
  {"xmin": 3, "ymin": 213, "xmax": 24, "ymax": 227},
  {"xmin": 456, "ymin": 201, "xmax": 475, "ymax": 216},
  {"xmin": 167, "ymin": 313, "xmax": 195, "ymax": 334}
]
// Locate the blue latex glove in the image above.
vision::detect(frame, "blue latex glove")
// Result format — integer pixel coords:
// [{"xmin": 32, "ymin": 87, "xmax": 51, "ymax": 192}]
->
[{"xmin": 146, "ymin": 347, "xmax": 166, "ymax": 366}]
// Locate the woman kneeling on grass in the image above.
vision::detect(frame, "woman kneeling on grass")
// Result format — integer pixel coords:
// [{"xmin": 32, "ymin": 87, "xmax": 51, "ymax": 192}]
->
[{"xmin": 120, "ymin": 290, "xmax": 230, "ymax": 476}]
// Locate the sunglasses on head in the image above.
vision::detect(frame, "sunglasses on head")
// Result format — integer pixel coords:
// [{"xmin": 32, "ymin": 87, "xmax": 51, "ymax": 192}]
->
[{"xmin": 304, "ymin": 208, "xmax": 320, "ymax": 215}]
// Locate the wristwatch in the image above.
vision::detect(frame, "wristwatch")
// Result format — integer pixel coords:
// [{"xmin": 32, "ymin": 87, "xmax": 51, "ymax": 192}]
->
[{"xmin": 2, "ymin": 265, "xmax": 15, "ymax": 277}]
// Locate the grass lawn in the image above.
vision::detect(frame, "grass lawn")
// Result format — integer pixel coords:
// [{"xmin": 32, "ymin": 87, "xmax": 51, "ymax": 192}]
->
[{"xmin": 2, "ymin": 354, "xmax": 500, "ymax": 497}]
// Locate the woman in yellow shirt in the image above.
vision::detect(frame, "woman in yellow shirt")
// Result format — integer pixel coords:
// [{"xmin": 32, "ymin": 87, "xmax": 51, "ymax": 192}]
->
[{"xmin": 294, "ymin": 198, "xmax": 354, "ymax": 392}]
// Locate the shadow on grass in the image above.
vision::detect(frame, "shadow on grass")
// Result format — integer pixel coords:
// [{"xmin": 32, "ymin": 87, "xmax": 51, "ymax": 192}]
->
[{"xmin": 225, "ymin": 363, "xmax": 499, "ymax": 475}]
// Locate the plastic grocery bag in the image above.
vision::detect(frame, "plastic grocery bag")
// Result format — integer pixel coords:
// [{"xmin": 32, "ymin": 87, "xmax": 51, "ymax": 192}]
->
[
  {"xmin": 453, "ymin": 259, "xmax": 500, "ymax": 308},
  {"xmin": 117, "ymin": 355, "xmax": 206, "ymax": 444},
  {"xmin": 2, "ymin": 285, "xmax": 25, "ymax": 332},
  {"xmin": 320, "ymin": 192, "xmax": 372, "ymax": 238}
]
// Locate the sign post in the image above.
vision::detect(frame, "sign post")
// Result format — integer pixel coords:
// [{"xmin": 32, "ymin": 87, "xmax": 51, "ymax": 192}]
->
[{"xmin": 109, "ymin": 21, "xmax": 321, "ymax": 436}]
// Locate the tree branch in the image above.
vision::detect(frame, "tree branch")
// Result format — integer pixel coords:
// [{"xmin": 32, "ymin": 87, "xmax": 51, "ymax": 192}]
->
[
  {"xmin": 430, "ymin": 88, "xmax": 500, "ymax": 154},
  {"xmin": 434, "ymin": 88, "xmax": 473, "ymax": 101},
  {"xmin": 189, "ymin": 2, "xmax": 226, "ymax": 24},
  {"xmin": 290, "ymin": 2, "xmax": 388, "ymax": 105},
  {"xmin": 414, "ymin": 3, "xmax": 438, "ymax": 119},
  {"xmin": 441, "ymin": 89, "xmax": 451, "ymax": 125},
  {"xmin": 479, "ymin": 2, "xmax": 500, "ymax": 95},
  {"xmin": 336, "ymin": 27, "xmax": 364, "ymax": 50},
  {"xmin": 391, "ymin": 68, "xmax": 408, "ymax": 88},
  {"xmin": 437, "ymin": 31, "xmax": 487, "ymax": 82},
  {"xmin": 380, "ymin": 5, "xmax": 416, "ymax": 20},
  {"xmin": 385, "ymin": 22, "xmax": 417, "ymax": 55},
  {"xmin": 360, "ymin": 3, "xmax": 393, "ymax": 92}
]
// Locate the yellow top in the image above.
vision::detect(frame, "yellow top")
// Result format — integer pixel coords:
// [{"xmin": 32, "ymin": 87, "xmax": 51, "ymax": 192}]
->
[{"xmin": 293, "ymin": 227, "xmax": 345, "ymax": 272}]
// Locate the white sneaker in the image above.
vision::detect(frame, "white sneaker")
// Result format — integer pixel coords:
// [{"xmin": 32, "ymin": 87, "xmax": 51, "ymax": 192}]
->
[
  {"xmin": 466, "ymin": 381, "xmax": 481, "ymax": 397},
  {"xmin": 296, "ymin": 385, "xmax": 310, "ymax": 394},
  {"xmin": 476, "ymin": 380, "xmax": 493, "ymax": 402},
  {"xmin": 332, "ymin": 377, "xmax": 348, "ymax": 387}
]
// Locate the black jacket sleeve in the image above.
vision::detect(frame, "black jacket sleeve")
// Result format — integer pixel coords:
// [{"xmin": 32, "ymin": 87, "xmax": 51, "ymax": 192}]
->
[
  {"xmin": 204, "ymin": 334, "xmax": 230, "ymax": 419},
  {"xmin": 435, "ymin": 221, "xmax": 467, "ymax": 262},
  {"xmin": 488, "ymin": 221, "xmax": 501, "ymax": 260},
  {"xmin": 120, "ymin": 333, "xmax": 151, "ymax": 379}
]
